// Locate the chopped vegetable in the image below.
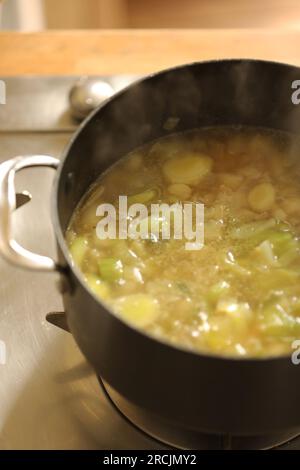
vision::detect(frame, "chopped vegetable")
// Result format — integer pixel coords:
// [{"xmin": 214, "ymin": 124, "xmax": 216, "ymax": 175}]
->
[
  {"xmin": 123, "ymin": 266, "xmax": 144, "ymax": 284},
  {"xmin": 114, "ymin": 294, "xmax": 159, "ymax": 327},
  {"xmin": 222, "ymin": 250, "xmax": 251, "ymax": 276},
  {"xmin": 84, "ymin": 274, "xmax": 111, "ymax": 300},
  {"xmin": 253, "ymin": 240, "xmax": 278, "ymax": 267},
  {"xmin": 207, "ymin": 281, "xmax": 230, "ymax": 304},
  {"xmin": 98, "ymin": 258, "xmax": 123, "ymax": 282},
  {"xmin": 216, "ymin": 298, "xmax": 250, "ymax": 317},
  {"xmin": 216, "ymin": 299, "xmax": 252, "ymax": 333},
  {"xmin": 167, "ymin": 183, "xmax": 192, "ymax": 199},
  {"xmin": 257, "ymin": 268, "xmax": 299, "ymax": 290},
  {"xmin": 70, "ymin": 237, "xmax": 88, "ymax": 267},
  {"xmin": 230, "ymin": 219, "xmax": 276, "ymax": 239},
  {"xmin": 268, "ymin": 230, "xmax": 295, "ymax": 255},
  {"xmin": 135, "ymin": 204, "xmax": 183, "ymax": 241},
  {"xmin": 278, "ymin": 246, "xmax": 300, "ymax": 267},
  {"xmin": 260, "ymin": 302, "xmax": 300, "ymax": 337},
  {"xmin": 163, "ymin": 153, "xmax": 213, "ymax": 185},
  {"xmin": 248, "ymin": 183, "xmax": 275, "ymax": 212}
]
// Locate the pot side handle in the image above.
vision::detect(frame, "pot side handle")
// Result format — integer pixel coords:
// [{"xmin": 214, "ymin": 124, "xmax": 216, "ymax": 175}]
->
[{"xmin": 0, "ymin": 155, "xmax": 62, "ymax": 272}]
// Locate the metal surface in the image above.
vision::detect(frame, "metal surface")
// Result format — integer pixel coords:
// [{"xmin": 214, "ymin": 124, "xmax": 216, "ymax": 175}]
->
[
  {"xmin": 103, "ymin": 378, "xmax": 300, "ymax": 450},
  {"xmin": 0, "ymin": 75, "xmax": 162, "ymax": 450},
  {"xmin": 0, "ymin": 76, "xmax": 138, "ymax": 132},
  {"xmin": 69, "ymin": 77, "xmax": 114, "ymax": 120},
  {"xmin": 0, "ymin": 155, "xmax": 60, "ymax": 271},
  {"xmin": 15, "ymin": 192, "xmax": 32, "ymax": 209}
]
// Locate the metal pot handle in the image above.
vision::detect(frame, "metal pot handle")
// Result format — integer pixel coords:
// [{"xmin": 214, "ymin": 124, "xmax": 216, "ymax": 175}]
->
[{"xmin": 0, "ymin": 155, "xmax": 61, "ymax": 272}]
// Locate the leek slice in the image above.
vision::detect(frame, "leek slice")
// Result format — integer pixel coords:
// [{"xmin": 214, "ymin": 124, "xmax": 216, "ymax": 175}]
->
[
  {"xmin": 260, "ymin": 303, "xmax": 300, "ymax": 336},
  {"xmin": 230, "ymin": 219, "xmax": 276, "ymax": 240},
  {"xmin": 98, "ymin": 258, "xmax": 123, "ymax": 282},
  {"xmin": 70, "ymin": 236, "xmax": 88, "ymax": 267}
]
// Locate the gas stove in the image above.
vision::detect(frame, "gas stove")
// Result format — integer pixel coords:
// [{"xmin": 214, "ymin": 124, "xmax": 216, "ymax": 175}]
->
[{"xmin": 0, "ymin": 75, "xmax": 299, "ymax": 450}]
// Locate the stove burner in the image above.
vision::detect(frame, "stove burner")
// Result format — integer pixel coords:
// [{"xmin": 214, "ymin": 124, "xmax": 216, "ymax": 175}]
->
[{"xmin": 98, "ymin": 377, "xmax": 300, "ymax": 450}]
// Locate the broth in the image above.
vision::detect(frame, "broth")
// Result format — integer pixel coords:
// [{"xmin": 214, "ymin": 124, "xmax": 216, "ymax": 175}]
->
[{"xmin": 66, "ymin": 127, "xmax": 300, "ymax": 357}]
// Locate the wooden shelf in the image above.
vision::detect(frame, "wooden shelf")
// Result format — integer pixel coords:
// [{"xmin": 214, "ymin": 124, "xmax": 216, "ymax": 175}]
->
[{"xmin": 0, "ymin": 29, "xmax": 299, "ymax": 75}]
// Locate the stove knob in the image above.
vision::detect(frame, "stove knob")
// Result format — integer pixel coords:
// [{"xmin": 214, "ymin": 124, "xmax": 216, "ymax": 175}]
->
[{"xmin": 69, "ymin": 77, "xmax": 114, "ymax": 120}]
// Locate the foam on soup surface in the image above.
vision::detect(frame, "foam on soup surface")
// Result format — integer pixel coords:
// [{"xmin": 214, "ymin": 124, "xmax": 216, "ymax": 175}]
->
[{"xmin": 66, "ymin": 128, "xmax": 300, "ymax": 357}]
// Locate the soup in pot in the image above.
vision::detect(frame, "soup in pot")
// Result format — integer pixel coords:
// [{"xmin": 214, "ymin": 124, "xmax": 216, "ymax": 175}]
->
[{"xmin": 66, "ymin": 127, "xmax": 300, "ymax": 357}]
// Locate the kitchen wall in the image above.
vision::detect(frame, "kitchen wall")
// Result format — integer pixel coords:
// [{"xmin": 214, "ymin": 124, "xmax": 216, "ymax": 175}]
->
[
  {"xmin": 127, "ymin": 0, "xmax": 300, "ymax": 28},
  {"xmin": 44, "ymin": 0, "xmax": 127, "ymax": 29},
  {"xmin": 1, "ymin": 0, "xmax": 300, "ymax": 31}
]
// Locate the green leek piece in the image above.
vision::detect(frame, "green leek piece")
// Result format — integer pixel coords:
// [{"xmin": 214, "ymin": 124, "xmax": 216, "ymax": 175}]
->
[
  {"xmin": 230, "ymin": 219, "xmax": 276, "ymax": 240},
  {"xmin": 222, "ymin": 250, "xmax": 251, "ymax": 276},
  {"xmin": 267, "ymin": 230, "xmax": 295, "ymax": 256},
  {"xmin": 207, "ymin": 281, "xmax": 230, "ymax": 304},
  {"xmin": 253, "ymin": 240, "xmax": 277, "ymax": 266},
  {"xmin": 278, "ymin": 245, "xmax": 300, "ymax": 267},
  {"xmin": 216, "ymin": 299, "xmax": 252, "ymax": 333},
  {"xmin": 257, "ymin": 268, "xmax": 299, "ymax": 290},
  {"xmin": 70, "ymin": 236, "xmax": 88, "ymax": 267},
  {"xmin": 98, "ymin": 258, "xmax": 123, "ymax": 282},
  {"xmin": 260, "ymin": 302, "xmax": 300, "ymax": 337}
]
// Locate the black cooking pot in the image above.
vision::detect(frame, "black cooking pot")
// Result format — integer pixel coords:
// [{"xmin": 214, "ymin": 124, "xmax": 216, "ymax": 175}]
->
[{"xmin": 1, "ymin": 59, "xmax": 300, "ymax": 436}]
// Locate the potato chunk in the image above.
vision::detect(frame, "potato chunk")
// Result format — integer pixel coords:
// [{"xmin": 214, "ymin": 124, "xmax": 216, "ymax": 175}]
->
[
  {"xmin": 167, "ymin": 183, "xmax": 192, "ymax": 199},
  {"xmin": 248, "ymin": 183, "xmax": 275, "ymax": 212},
  {"xmin": 163, "ymin": 153, "xmax": 213, "ymax": 185},
  {"xmin": 84, "ymin": 274, "xmax": 111, "ymax": 300},
  {"xmin": 114, "ymin": 294, "xmax": 159, "ymax": 327}
]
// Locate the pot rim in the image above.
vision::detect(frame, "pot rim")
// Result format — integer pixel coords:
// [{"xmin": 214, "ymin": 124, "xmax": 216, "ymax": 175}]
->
[{"xmin": 51, "ymin": 58, "xmax": 300, "ymax": 364}]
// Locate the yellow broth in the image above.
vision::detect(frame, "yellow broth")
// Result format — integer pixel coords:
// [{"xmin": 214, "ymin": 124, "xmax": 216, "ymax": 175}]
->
[{"xmin": 66, "ymin": 127, "xmax": 300, "ymax": 357}]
